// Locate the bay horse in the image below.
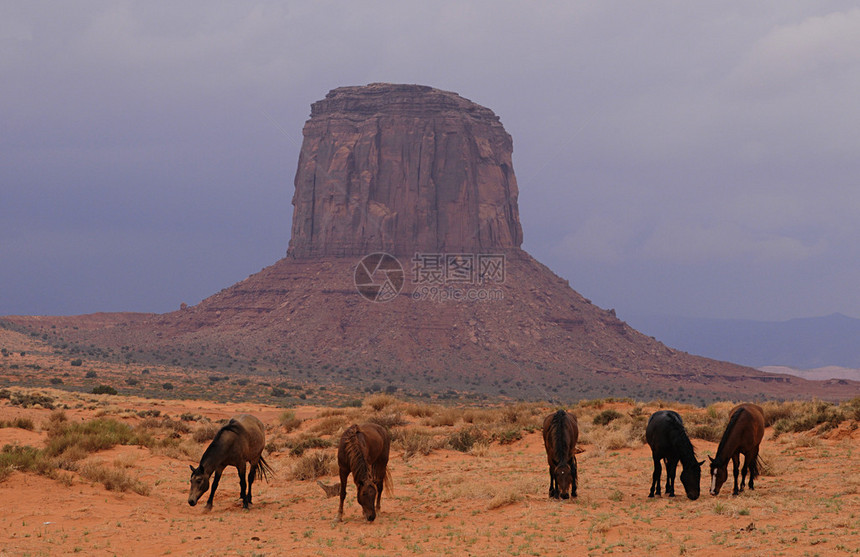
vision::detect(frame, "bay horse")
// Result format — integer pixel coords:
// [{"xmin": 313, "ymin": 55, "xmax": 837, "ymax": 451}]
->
[
  {"xmin": 188, "ymin": 414, "xmax": 273, "ymax": 510},
  {"xmin": 337, "ymin": 423, "xmax": 391, "ymax": 522},
  {"xmin": 709, "ymin": 403, "xmax": 765, "ymax": 496},
  {"xmin": 645, "ymin": 410, "xmax": 703, "ymax": 500},
  {"xmin": 541, "ymin": 409, "xmax": 579, "ymax": 500}
]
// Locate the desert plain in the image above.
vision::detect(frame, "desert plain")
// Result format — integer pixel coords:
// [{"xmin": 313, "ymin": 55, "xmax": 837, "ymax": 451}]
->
[{"xmin": 0, "ymin": 328, "xmax": 858, "ymax": 557}]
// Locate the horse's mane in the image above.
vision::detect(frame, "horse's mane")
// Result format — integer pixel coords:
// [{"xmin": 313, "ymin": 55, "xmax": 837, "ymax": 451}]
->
[
  {"xmin": 551, "ymin": 410, "xmax": 570, "ymax": 464},
  {"xmin": 714, "ymin": 406, "xmax": 744, "ymax": 466},
  {"xmin": 342, "ymin": 425, "xmax": 370, "ymax": 482},
  {"xmin": 200, "ymin": 420, "xmax": 244, "ymax": 466},
  {"xmin": 665, "ymin": 412, "xmax": 697, "ymax": 466}
]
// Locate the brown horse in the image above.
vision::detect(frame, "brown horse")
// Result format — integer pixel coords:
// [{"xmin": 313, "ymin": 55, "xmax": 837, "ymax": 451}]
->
[
  {"xmin": 542, "ymin": 410, "xmax": 579, "ymax": 499},
  {"xmin": 709, "ymin": 403, "xmax": 765, "ymax": 496},
  {"xmin": 188, "ymin": 414, "xmax": 273, "ymax": 510},
  {"xmin": 337, "ymin": 423, "xmax": 391, "ymax": 522}
]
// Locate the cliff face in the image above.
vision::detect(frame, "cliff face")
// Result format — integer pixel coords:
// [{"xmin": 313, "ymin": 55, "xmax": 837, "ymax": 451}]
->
[{"xmin": 288, "ymin": 83, "xmax": 523, "ymax": 258}]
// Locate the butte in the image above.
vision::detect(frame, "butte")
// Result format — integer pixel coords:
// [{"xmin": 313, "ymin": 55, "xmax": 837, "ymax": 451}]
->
[{"xmin": 4, "ymin": 84, "xmax": 855, "ymax": 402}]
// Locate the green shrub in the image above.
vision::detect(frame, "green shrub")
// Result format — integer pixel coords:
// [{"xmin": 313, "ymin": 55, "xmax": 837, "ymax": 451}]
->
[
  {"xmin": 447, "ymin": 427, "xmax": 487, "ymax": 452},
  {"xmin": 278, "ymin": 411, "xmax": 302, "ymax": 432},
  {"xmin": 593, "ymin": 409, "xmax": 623, "ymax": 426},
  {"xmin": 92, "ymin": 385, "xmax": 117, "ymax": 396},
  {"xmin": 44, "ymin": 418, "xmax": 137, "ymax": 458},
  {"xmin": 289, "ymin": 437, "xmax": 332, "ymax": 457}
]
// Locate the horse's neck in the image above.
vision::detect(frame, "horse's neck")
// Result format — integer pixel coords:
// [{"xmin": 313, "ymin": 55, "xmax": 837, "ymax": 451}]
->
[
  {"xmin": 349, "ymin": 436, "xmax": 371, "ymax": 482},
  {"xmin": 199, "ymin": 435, "xmax": 229, "ymax": 475},
  {"xmin": 668, "ymin": 426, "xmax": 696, "ymax": 465},
  {"xmin": 714, "ymin": 425, "xmax": 741, "ymax": 466}
]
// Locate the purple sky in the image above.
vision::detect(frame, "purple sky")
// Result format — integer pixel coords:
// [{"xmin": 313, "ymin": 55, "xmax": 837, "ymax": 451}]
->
[{"xmin": 2, "ymin": 2, "xmax": 860, "ymax": 321}]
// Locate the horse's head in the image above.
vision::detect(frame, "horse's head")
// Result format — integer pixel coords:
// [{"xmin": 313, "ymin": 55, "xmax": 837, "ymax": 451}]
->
[
  {"xmin": 680, "ymin": 460, "xmax": 704, "ymax": 500},
  {"xmin": 553, "ymin": 463, "xmax": 573, "ymax": 499},
  {"xmin": 187, "ymin": 465, "xmax": 210, "ymax": 507},
  {"xmin": 356, "ymin": 479, "xmax": 379, "ymax": 521},
  {"xmin": 708, "ymin": 455, "xmax": 727, "ymax": 496}
]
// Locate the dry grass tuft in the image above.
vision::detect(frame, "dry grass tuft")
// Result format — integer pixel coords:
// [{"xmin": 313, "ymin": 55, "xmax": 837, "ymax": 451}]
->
[
  {"xmin": 290, "ymin": 450, "xmax": 337, "ymax": 481},
  {"xmin": 78, "ymin": 462, "xmax": 150, "ymax": 495}
]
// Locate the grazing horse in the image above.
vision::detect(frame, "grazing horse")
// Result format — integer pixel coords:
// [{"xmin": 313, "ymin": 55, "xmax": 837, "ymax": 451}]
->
[
  {"xmin": 541, "ymin": 409, "xmax": 579, "ymax": 500},
  {"xmin": 709, "ymin": 403, "xmax": 765, "ymax": 496},
  {"xmin": 337, "ymin": 423, "xmax": 391, "ymax": 522},
  {"xmin": 645, "ymin": 410, "xmax": 703, "ymax": 500},
  {"xmin": 188, "ymin": 414, "xmax": 273, "ymax": 510}
]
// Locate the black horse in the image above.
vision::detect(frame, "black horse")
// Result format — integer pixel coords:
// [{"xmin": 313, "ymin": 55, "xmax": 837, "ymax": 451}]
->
[
  {"xmin": 645, "ymin": 410, "xmax": 703, "ymax": 500},
  {"xmin": 188, "ymin": 414, "xmax": 273, "ymax": 510},
  {"xmin": 541, "ymin": 409, "xmax": 579, "ymax": 500}
]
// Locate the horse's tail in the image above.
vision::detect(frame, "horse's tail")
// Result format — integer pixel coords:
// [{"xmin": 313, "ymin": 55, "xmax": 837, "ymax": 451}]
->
[
  {"xmin": 256, "ymin": 455, "xmax": 275, "ymax": 482},
  {"xmin": 382, "ymin": 467, "xmax": 393, "ymax": 496}
]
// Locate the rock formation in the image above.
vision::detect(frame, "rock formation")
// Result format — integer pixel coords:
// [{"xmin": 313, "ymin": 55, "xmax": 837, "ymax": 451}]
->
[
  {"xmin": 5, "ymin": 83, "xmax": 858, "ymax": 403},
  {"xmin": 288, "ymin": 83, "xmax": 523, "ymax": 257}
]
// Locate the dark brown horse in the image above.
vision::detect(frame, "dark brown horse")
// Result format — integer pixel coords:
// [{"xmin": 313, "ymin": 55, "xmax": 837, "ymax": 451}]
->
[
  {"xmin": 645, "ymin": 410, "xmax": 703, "ymax": 500},
  {"xmin": 337, "ymin": 423, "xmax": 391, "ymax": 522},
  {"xmin": 542, "ymin": 410, "xmax": 579, "ymax": 499},
  {"xmin": 709, "ymin": 403, "xmax": 765, "ymax": 496},
  {"xmin": 188, "ymin": 414, "xmax": 273, "ymax": 510}
]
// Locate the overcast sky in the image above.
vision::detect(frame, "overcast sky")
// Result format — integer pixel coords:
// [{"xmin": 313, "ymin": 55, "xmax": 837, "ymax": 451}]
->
[{"xmin": 2, "ymin": 1, "xmax": 859, "ymax": 322}]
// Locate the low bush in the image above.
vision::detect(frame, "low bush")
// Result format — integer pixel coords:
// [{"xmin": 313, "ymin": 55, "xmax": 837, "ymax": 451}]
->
[
  {"xmin": 92, "ymin": 385, "xmax": 117, "ymax": 396},
  {"xmin": 289, "ymin": 436, "xmax": 332, "ymax": 457},
  {"xmin": 78, "ymin": 462, "xmax": 150, "ymax": 495},
  {"xmin": 290, "ymin": 450, "xmax": 337, "ymax": 480},
  {"xmin": 0, "ymin": 417, "xmax": 35, "ymax": 430},
  {"xmin": 278, "ymin": 411, "xmax": 302, "ymax": 432},
  {"xmin": 593, "ymin": 409, "xmax": 623, "ymax": 426}
]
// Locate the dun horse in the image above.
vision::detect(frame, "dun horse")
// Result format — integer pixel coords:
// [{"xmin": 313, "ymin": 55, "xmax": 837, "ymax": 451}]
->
[
  {"xmin": 709, "ymin": 403, "xmax": 765, "ymax": 496},
  {"xmin": 645, "ymin": 410, "xmax": 703, "ymax": 500},
  {"xmin": 541, "ymin": 409, "xmax": 579, "ymax": 499},
  {"xmin": 337, "ymin": 423, "xmax": 391, "ymax": 522},
  {"xmin": 188, "ymin": 414, "xmax": 272, "ymax": 510}
]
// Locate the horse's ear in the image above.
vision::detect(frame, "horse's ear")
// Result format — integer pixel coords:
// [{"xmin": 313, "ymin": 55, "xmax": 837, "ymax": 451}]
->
[
  {"xmin": 698, "ymin": 460, "xmax": 705, "ymax": 466},
  {"xmin": 189, "ymin": 465, "xmax": 195, "ymax": 473},
  {"xmin": 707, "ymin": 455, "xmax": 713, "ymax": 463}
]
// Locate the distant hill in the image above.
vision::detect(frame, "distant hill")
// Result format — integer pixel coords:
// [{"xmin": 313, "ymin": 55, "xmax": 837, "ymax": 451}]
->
[{"xmin": 626, "ymin": 313, "xmax": 860, "ymax": 369}]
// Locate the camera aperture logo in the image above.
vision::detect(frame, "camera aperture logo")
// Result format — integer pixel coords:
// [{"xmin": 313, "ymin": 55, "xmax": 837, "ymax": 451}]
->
[
  {"xmin": 354, "ymin": 253, "xmax": 405, "ymax": 302},
  {"xmin": 354, "ymin": 252, "xmax": 506, "ymax": 303}
]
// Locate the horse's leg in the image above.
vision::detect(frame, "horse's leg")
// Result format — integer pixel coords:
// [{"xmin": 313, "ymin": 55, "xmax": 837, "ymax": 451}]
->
[
  {"xmin": 337, "ymin": 468, "xmax": 349, "ymax": 521},
  {"xmin": 649, "ymin": 456, "xmax": 662, "ymax": 497},
  {"xmin": 237, "ymin": 462, "xmax": 249, "ymax": 508},
  {"xmin": 731, "ymin": 454, "xmax": 740, "ymax": 496},
  {"xmin": 748, "ymin": 448, "xmax": 759, "ymax": 490},
  {"xmin": 570, "ymin": 456, "xmax": 577, "ymax": 498},
  {"xmin": 548, "ymin": 466, "xmax": 558, "ymax": 499},
  {"xmin": 666, "ymin": 458, "xmax": 677, "ymax": 497},
  {"xmin": 247, "ymin": 462, "xmax": 257, "ymax": 506},
  {"xmin": 206, "ymin": 469, "xmax": 222, "ymax": 510}
]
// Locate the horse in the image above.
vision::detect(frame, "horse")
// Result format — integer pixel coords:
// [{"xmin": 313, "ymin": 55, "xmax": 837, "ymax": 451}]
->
[
  {"xmin": 645, "ymin": 410, "xmax": 703, "ymax": 500},
  {"xmin": 188, "ymin": 414, "xmax": 273, "ymax": 510},
  {"xmin": 709, "ymin": 403, "xmax": 765, "ymax": 496},
  {"xmin": 337, "ymin": 423, "xmax": 391, "ymax": 522},
  {"xmin": 541, "ymin": 409, "xmax": 579, "ymax": 500}
]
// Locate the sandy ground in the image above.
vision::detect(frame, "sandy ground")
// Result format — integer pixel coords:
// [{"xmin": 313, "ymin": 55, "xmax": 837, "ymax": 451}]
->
[{"xmin": 0, "ymin": 390, "xmax": 858, "ymax": 557}]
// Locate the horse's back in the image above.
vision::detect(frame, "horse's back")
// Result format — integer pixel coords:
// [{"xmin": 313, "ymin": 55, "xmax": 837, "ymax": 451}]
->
[
  {"xmin": 358, "ymin": 423, "xmax": 391, "ymax": 462},
  {"xmin": 230, "ymin": 414, "xmax": 266, "ymax": 461},
  {"xmin": 646, "ymin": 410, "xmax": 683, "ymax": 455},
  {"xmin": 542, "ymin": 410, "xmax": 577, "ymax": 459},
  {"xmin": 730, "ymin": 404, "xmax": 765, "ymax": 448}
]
